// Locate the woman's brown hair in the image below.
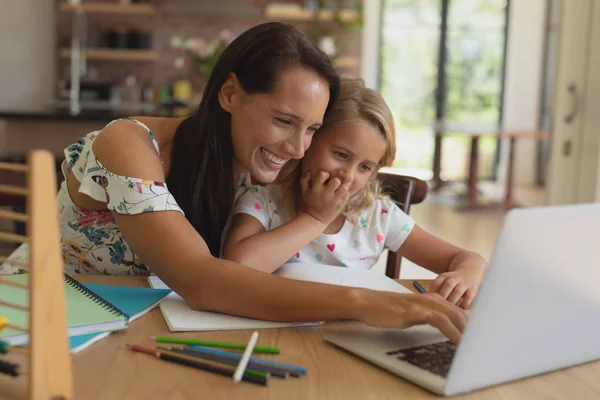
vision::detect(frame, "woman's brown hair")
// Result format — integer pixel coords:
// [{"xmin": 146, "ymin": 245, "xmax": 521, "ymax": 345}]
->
[{"xmin": 166, "ymin": 22, "xmax": 340, "ymax": 256}]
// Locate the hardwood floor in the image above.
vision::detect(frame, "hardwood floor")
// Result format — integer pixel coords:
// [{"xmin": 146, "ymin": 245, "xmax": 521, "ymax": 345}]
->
[{"xmin": 374, "ymin": 181, "xmax": 546, "ymax": 279}]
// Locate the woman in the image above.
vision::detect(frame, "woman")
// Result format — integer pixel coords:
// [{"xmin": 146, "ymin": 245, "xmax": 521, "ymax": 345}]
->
[{"xmin": 2, "ymin": 23, "xmax": 466, "ymax": 342}]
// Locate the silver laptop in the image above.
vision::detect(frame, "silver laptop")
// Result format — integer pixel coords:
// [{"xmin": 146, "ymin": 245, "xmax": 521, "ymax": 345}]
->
[{"xmin": 325, "ymin": 203, "xmax": 600, "ymax": 396}]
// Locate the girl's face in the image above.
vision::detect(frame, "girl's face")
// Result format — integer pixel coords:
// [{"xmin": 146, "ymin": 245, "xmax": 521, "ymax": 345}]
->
[
  {"xmin": 301, "ymin": 122, "xmax": 387, "ymax": 198},
  {"xmin": 223, "ymin": 65, "xmax": 330, "ymax": 183}
]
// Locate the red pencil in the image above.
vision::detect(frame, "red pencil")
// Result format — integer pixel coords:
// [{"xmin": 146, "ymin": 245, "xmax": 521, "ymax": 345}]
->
[{"xmin": 126, "ymin": 344, "xmax": 267, "ymax": 386}]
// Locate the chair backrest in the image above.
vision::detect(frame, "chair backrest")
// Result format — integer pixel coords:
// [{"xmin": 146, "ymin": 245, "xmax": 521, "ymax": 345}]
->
[
  {"xmin": 0, "ymin": 157, "xmax": 63, "ymax": 238},
  {"xmin": 377, "ymin": 171, "xmax": 428, "ymax": 279},
  {"xmin": 0, "ymin": 151, "xmax": 73, "ymax": 399}
]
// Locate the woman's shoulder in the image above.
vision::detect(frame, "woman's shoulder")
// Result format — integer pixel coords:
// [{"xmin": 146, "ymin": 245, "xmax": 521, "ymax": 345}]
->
[{"xmin": 92, "ymin": 117, "xmax": 168, "ymax": 182}]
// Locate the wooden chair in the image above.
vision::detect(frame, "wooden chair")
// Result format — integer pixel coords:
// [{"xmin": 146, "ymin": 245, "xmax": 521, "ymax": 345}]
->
[
  {"xmin": 377, "ymin": 171, "xmax": 428, "ymax": 279},
  {"xmin": 0, "ymin": 151, "xmax": 73, "ymax": 399},
  {"xmin": 0, "ymin": 157, "xmax": 63, "ymax": 238}
]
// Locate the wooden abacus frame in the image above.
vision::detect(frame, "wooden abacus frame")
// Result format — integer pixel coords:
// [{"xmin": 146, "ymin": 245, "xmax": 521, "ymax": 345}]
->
[{"xmin": 0, "ymin": 151, "xmax": 73, "ymax": 399}]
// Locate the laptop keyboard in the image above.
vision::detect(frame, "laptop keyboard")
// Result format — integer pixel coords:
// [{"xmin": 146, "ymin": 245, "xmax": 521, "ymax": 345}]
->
[{"xmin": 385, "ymin": 341, "xmax": 457, "ymax": 378}]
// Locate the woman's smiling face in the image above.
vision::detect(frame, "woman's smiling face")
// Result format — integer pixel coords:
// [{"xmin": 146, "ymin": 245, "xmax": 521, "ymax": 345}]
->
[{"xmin": 225, "ymin": 65, "xmax": 330, "ymax": 183}]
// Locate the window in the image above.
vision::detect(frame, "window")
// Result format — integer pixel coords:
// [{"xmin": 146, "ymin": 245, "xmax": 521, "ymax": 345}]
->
[{"xmin": 380, "ymin": 0, "xmax": 509, "ymax": 182}]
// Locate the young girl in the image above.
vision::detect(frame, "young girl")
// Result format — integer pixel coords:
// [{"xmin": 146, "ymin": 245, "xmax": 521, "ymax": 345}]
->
[{"xmin": 223, "ymin": 78, "xmax": 486, "ymax": 309}]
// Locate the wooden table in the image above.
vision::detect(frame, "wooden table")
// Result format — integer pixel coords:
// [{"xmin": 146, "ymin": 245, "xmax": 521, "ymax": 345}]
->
[
  {"xmin": 431, "ymin": 123, "xmax": 549, "ymax": 210},
  {"xmin": 4, "ymin": 276, "xmax": 600, "ymax": 400}
]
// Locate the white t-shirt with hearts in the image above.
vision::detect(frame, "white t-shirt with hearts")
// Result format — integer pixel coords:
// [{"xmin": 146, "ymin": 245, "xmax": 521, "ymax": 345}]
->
[{"xmin": 231, "ymin": 185, "xmax": 415, "ymax": 269}]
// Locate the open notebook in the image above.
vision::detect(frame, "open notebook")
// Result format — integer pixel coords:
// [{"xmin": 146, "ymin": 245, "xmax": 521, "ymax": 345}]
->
[
  {"xmin": 148, "ymin": 263, "xmax": 410, "ymax": 332},
  {"xmin": 274, "ymin": 263, "xmax": 412, "ymax": 294},
  {"xmin": 148, "ymin": 275, "xmax": 321, "ymax": 331},
  {"xmin": 0, "ymin": 274, "xmax": 128, "ymax": 346}
]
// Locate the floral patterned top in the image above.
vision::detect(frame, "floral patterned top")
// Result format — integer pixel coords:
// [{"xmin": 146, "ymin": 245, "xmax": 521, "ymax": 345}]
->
[{"xmin": 0, "ymin": 118, "xmax": 251, "ymax": 276}]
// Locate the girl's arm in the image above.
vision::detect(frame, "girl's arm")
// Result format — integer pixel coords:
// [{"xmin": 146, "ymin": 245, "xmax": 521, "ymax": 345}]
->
[
  {"xmin": 224, "ymin": 171, "xmax": 349, "ymax": 272},
  {"xmin": 223, "ymin": 212, "xmax": 325, "ymax": 272},
  {"xmin": 399, "ymin": 225, "xmax": 486, "ymax": 275},
  {"xmin": 90, "ymin": 123, "xmax": 467, "ymax": 343},
  {"xmin": 399, "ymin": 225, "xmax": 487, "ymax": 308}
]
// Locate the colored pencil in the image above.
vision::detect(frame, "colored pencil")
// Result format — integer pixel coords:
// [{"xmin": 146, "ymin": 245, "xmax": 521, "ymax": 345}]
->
[
  {"xmin": 156, "ymin": 346, "xmax": 269, "ymax": 379},
  {"xmin": 162, "ymin": 346, "xmax": 290, "ymax": 378},
  {"xmin": 127, "ymin": 344, "xmax": 268, "ymax": 386},
  {"xmin": 413, "ymin": 280, "xmax": 428, "ymax": 294},
  {"xmin": 189, "ymin": 345, "xmax": 307, "ymax": 375},
  {"xmin": 151, "ymin": 335, "xmax": 280, "ymax": 354},
  {"xmin": 234, "ymin": 331, "xmax": 259, "ymax": 383}
]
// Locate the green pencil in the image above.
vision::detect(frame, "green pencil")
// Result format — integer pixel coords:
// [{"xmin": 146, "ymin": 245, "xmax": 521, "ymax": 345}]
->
[{"xmin": 151, "ymin": 336, "xmax": 280, "ymax": 355}]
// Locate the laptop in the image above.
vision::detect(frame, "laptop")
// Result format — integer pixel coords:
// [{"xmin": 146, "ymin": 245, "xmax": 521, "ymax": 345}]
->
[{"xmin": 325, "ymin": 203, "xmax": 600, "ymax": 396}]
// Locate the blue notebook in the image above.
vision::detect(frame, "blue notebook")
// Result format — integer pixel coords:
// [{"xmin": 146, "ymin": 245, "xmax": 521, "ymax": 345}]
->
[{"xmin": 69, "ymin": 284, "xmax": 171, "ymax": 354}]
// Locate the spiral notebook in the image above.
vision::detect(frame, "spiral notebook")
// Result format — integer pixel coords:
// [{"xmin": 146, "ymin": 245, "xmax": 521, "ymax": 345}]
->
[
  {"xmin": 68, "ymin": 284, "xmax": 171, "ymax": 354},
  {"xmin": 0, "ymin": 274, "xmax": 128, "ymax": 346}
]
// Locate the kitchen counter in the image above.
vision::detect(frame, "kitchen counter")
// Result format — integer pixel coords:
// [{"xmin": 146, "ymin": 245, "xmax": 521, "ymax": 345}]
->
[
  {"xmin": 0, "ymin": 105, "xmax": 188, "ymax": 122},
  {"xmin": 0, "ymin": 105, "xmax": 194, "ymax": 159}
]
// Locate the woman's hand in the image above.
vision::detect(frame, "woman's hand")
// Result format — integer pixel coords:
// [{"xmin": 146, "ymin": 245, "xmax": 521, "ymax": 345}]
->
[
  {"xmin": 355, "ymin": 290, "xmax": 467, "ymax": 343},
  {"xmin": 301, "ymin": 171, "xmax": 350, "ymax": 225},
  {"xmin": 430, "ymin": 258, "xmax": 485, "ymax": 309}
]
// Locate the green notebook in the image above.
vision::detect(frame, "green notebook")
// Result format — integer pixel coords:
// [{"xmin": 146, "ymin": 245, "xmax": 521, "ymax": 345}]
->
[{"xmin": 0, "ymin": 274, "xmax": 128, "ymax": 346}]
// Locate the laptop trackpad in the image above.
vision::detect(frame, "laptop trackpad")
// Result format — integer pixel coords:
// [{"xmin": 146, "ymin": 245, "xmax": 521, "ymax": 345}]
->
[{"xmin": 325, "ymin": 325, "xmax": 448, "ymax": 354}]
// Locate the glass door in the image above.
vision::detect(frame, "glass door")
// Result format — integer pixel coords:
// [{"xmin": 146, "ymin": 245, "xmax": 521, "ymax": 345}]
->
[
  {"xmin": 380, "ymin": 0, "xmax": 509, "ymax": 182},
  {"xmin": 380, "ymin": 0, "xmax": 442, "ymax": 180}
]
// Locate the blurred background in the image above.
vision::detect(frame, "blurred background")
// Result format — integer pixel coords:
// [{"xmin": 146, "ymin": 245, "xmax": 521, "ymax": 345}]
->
[{"xmin": 0, "ymin": 0, "xmax": 598, "ymax": 278}]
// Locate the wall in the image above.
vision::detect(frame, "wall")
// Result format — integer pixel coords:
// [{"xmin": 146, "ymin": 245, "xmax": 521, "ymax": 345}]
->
[
  {"xmin": 360, "ymin": 0, "xmax": 381, "ymax": 89},
  {"xmin": 0, "ymin": 1, "xmax": 362, "ymax": 158},
  {"xmin": 578, "ymin": 0, "xmax": 600, "ymax": 203},
  {"xmin": 498, "ymin": 0, "xmax": 547, "ymax": 186},
  {"xmin": 545, "ymin": 0, "xmax": 600, "ymax": 204},
  {"xmin": 0, "ymin": 0, "xmax": 56, "ymax": 109},
  {"xmin": 53, "ymin": 0, "xmax": 362, "ymax": 92}
]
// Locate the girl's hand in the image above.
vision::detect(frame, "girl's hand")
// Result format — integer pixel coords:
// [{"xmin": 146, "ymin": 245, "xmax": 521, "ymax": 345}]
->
[
  {"xmin": 356, "ymin": 290, "xmax": 467, "ymax": 343},
  {"xmin": 429, "ymin": 263, "xmax": 485, "ymax": 309},
  {"xmin": 301, "ymin": 171, "xmax": 350, "ymax": 225}
]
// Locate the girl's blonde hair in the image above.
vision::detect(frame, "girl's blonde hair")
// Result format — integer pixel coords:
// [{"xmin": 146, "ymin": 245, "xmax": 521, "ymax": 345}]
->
[{"xmin": 276, "ymin": 77, "xmax": 396, "ymax": 222}]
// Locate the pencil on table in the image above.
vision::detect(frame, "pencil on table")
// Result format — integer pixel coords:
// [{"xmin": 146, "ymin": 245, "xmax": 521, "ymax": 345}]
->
[
  {"xmin": 188, "ymin": 345, "xmax": 306, "ymax": 375},
  {"xmin": 155, "ymin": 346, "xmax": 269, "ymax": 380},
  {"xmin": 151, "ymin": 335, "xmax": 280, "ymax": 354},
  {"xmin": 233, "ymin": 331, "xmax": 259, "ymax": 383},
  {"xmin": 413, "ymin": 280, "xmax": 428, "ymax": 294},
  {"xmin": 127, "ymin": 344, "xmax": 268, "ymax": 386},
  {"xmin": 161, "ymin": 346, "xmax": 289, "ymax": 378}
]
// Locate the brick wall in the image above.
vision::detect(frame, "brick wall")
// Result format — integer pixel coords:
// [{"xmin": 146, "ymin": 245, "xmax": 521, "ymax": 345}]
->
[{"xmin": 56, "ymin": 0, "xmax": 362, "ymax": 92}]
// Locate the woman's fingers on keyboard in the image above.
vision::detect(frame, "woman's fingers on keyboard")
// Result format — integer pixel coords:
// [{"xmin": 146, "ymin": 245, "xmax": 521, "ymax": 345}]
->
[
  {"xmin": 406, "ymin": 308, "xmax": 462, "ymax": 344},
  {"xmin": 420, "ymin": 293, "xmax": 467, "ymax": 333}
]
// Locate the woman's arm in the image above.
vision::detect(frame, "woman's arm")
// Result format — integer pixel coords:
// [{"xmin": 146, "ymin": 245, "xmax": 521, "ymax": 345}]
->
[
  {"xmin": 90, "ymin": 123, "xmax": 467, "ymax": 342},
  {"xmin": 399, "ymin": 225, "xmax": 487, "ymax": 308},
  {"xmin": 117, "ymin": 210, "xmax": 466, "ymax": 341}
]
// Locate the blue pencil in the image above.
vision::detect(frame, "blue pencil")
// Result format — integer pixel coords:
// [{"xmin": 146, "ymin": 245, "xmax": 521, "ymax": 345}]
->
[
  {"xmin": 164, "ymin": 346, "xmax": 290, "ymax": 378},
  {"xmin": 188, "ymin": 345, "xmax": 307, "ymax": 375}
]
